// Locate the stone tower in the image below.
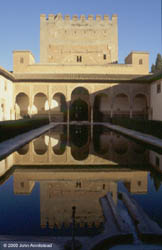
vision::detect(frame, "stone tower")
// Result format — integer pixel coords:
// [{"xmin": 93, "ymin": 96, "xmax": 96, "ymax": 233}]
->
[{"xmin": 40, "ymin": 13, "xmax": 118, "ymax": 65}]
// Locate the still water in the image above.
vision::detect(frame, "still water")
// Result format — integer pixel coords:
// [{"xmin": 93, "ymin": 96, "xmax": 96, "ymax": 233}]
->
[{"xmin": 0, "ymin": 125, "xmax": 162, "ymax": 245}]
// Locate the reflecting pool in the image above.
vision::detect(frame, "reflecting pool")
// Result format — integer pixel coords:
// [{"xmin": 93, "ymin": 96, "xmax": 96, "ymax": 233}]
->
[{"xmin": 0, "ymin": 125, "xmax": 162, "ymax": 249}]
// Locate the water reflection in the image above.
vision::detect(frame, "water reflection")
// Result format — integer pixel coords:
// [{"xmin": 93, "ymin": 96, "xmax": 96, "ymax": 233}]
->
[
  {"xmin": 70, "ymin": 125, "xmax": 90, "ymax": 161},
  {"xmin": 0, "ymin": 154, "xmax": 14, "ymax": 185},
  {"xmin": 0, "ymin": 125, "xmax": 162, "ymax": 244},
  {"xmin": 12, "ymin": 125, "xmax": 149, "ymax": 166},
  {"xmin": 13, "ymin": 168, "xmax": 148, "ymax": 233},
  {"xmin": 17, "ymin": 143, "xmax": 29, "ymax": 155},
  {"xmin": 149, "ymin": 150, "xmax": 162, "ymax": 172}
]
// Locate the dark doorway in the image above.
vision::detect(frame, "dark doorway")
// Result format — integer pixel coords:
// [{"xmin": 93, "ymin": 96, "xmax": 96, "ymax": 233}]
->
[{"xmin": 70, "ymin": 98, "xmax": 88, "ymax": 121}]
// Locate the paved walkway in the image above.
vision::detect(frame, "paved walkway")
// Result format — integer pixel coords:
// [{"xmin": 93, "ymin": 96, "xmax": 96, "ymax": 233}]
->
[
  {"xmin": 0, "ymin": 123, "xmax": 56, "ymax": 160},
  {"xmin": 100, "ymin": 122, "xmax": 162, "ymax": 150}
]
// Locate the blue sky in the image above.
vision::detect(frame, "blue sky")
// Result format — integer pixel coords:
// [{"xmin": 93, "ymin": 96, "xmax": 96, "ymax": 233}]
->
[{"xmin": 0, "ymin": 0, "xmax": 161, "ymax": 71}]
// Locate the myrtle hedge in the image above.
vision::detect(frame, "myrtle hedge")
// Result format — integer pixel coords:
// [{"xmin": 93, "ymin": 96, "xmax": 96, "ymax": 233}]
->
[{"xmin": 0, "ymin": 117, "xmax": 49, "ymax": 142}]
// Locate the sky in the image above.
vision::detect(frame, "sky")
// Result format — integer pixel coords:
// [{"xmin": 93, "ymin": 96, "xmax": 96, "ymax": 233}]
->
[{"xmin": 0, "ymin": 0, "xmax": 161, "ymax": 72}]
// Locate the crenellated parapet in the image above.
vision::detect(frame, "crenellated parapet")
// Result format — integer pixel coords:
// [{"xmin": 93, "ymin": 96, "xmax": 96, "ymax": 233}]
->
[{"xmin": 40, "ymin": 13, "xmax": 117, "ymax": 24}]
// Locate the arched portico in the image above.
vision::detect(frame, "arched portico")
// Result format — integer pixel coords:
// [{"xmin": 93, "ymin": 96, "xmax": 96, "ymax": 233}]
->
[
  {"xmin": 15, "ymin": 92, "xmax": 29, "ymax": 119},
  {"xmin": 33, "ymin": 136, "xmax": 48, "ymax": 155},
  {"xmin": 12, "ymin": 82, "xmax": 150, "ymax": 123},
  {"xmin": 133, "ymin": 93, "xmax": 148, "ymax": 119},
  {"xmin": 33, "ymin": 93, "xmax": 48, "ymax": 118},
  {"xmin": 113, "ymin": 93, "xmax": 130, "ymax": 118},
  {"xmin": 70, "ymin": 87, "xmax": 91, "ymax": 122},
  {"xmin": 51, "ymin": 93, "xmax": 67, "ymax": 122},
  {"xmin": 93, "ymin": 93, "xmax": 111, "ymax": 122}
]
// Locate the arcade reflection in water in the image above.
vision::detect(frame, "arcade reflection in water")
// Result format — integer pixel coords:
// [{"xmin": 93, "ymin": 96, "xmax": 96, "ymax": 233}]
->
[{"xmin": 14, "ymin": 125, "xmax": 149, "ymax": 166}]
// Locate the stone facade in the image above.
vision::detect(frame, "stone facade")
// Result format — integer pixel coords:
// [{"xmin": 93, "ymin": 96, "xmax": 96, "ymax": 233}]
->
[
  {"xmin": 150, "ymin": 78, "xmax": 162, "ymax": 120},
  {"xmin": 0, "ymin": 68, "xmax": 14, "ymax": 121}
]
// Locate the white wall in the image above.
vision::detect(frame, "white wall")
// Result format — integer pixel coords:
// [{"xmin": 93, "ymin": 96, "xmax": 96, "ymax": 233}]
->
[
  {"xmin": 0, "ymin": 75, "xmax": 14, "ymax": 121},
  {"xmin": 150, "ymin": 79, "xmax": 162, "ymax": 120}
]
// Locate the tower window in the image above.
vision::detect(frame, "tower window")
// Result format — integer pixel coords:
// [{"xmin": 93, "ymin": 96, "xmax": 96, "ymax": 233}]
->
[
  {"xmin": 77, "ymin": 56, "xmax": 82, "ymax": 62},
  {"xmin": 20, "ymin": 182, "xmax": 24, "ymax": 188},
  {"xmin": 103, "ymin": 54, "xmax": 106, "ymax": 60},
  {"xmin": 20, "ymin": 57, "xmax": 24, "ymax": 64},
  {"xmin": 138, "ymin": 181, "xmax": 141, "ymax": 186},
  {"xmin": 139, "ymin": 59, "xmax": 143, "ymax": 64},
  {"xmin": 76, "ymin": 181, "xmax": 82, "ymax": 188}
]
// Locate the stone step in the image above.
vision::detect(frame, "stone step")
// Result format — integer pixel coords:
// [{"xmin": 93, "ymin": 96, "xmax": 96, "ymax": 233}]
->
[
  {"xmin": 121, "ymin": 191, "xmax": 162, "ymax": 243},
  {"xmin": 100, "ymin": 196, "xmax": 119, "ymax": 233},
  {"xmin": 106, "ymin": 192, "xmax": 130, "ymax": 233}
]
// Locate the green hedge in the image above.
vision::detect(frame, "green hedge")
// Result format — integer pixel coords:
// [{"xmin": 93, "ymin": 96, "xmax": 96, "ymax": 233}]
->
[
  {"xmin": 112, "ymin": 118, "xmax": 162, "ymax": 139},
  {"xmin": 94, "ymin": 111, "xmax": 112, "ymax": 122},
  {"xmin": 0, "ymin": 117, "xmax": 49, "ymax": 142}
]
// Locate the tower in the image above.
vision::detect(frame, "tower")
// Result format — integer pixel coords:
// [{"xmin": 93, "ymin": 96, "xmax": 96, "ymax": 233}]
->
[{"xmin": 40, "ymin": 13, "xmax": 118, "ymax": 65}]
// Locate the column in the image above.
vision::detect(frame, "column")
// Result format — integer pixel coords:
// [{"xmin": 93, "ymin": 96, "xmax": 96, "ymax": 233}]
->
[
  {"xmin": 110, "ymin": 108, "xmax": 113, "ymax": 118},
  {"xmin": 91, "ymin": 105, "xmax": 93, "ymax": 124},
  {"xmin": 67, "ymin": 101, "xmax": 70, "ymax": 124},
  {"xmin": 48, "ymin": 86, "xmax": 52, "ymax": 123},
  {"xmin": 130, "ymin": 106, "xmax": 133, "ymax": 118},
  {"xmin": 129, "ymin": 90, "xmax": 133, "ymax": 119},
  {"xmin": 29, "ymin": 97, "xmax": 34, "ymax": 118},
  {"xmin": 29, "ymin": 85, "xmax": 33, "ymax": 118},
  {"xmin": 67, "ymin": 101, "xmax": 70, "ymax": 143},
  {"xmin": 90, "ymin": 105, "xmax": 93, "ymax": 140},
  {"xmin": 110, "ymin": 87, "xmax": 114, "ymax": 121},
  {"xmin": 90, "ymin": 97, "xmax": 94, "ymax": 140}
]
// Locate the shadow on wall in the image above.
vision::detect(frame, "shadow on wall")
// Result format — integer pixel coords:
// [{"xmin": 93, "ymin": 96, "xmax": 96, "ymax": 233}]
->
[{"xmin": 14, "ymin": 84, "xmax": 149, "ymax": 122}]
